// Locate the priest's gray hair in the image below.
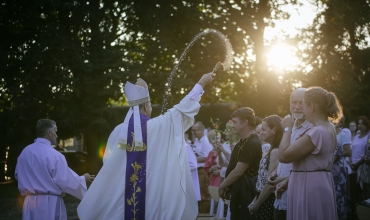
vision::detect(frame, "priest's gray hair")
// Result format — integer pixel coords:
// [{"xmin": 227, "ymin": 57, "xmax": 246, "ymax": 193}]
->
[
  {"xmin": 139, "ymin": 102, "xmax": 149, "ymax": 110},
  {"xmin": 36, "ymin": 119, "xmax": 56, "ymax": 137}
]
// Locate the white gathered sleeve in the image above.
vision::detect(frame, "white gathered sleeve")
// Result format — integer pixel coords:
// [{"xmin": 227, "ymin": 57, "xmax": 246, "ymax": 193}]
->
[
  {"xmin": 145, "ymin": 84, "xmax": 202, "ymax": 219},
  {"xmin": 49, "ymin": 155, "xmax": 87, "ymax": 200},
  {"xmin": 186, "ymin": 83, "xmax": 204, "ymax": 102}
]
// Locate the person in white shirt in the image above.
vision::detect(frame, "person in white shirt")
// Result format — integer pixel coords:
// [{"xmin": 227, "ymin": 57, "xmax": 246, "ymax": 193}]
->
[
  {"xmin": 15, "ymin": 119, "xmax": 94, "ymax": 220},
  {"xmin": 192, "ymin": 121, "xmax": 213, "ymax": 213},
  {"xmin": 350, "ymin": 116, "xmax": 370, "ymax": 205}
]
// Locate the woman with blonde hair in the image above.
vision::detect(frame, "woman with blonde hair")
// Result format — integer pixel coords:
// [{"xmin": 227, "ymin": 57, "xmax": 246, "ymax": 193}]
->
[{"xmin": 279, "ymin": 87, "xmax": 342, "ymax": 220}]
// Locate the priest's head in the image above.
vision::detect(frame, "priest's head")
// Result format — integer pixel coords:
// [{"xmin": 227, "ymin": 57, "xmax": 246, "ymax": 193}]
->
[
  {"xmin": 135, "ymin": 78, "xmax": 152, "ymax": 117},
  {"xmin": 36, "ymin": 119, "xmax": 58, "ymax": 145},
  {"xmin": 139, "ymin": 102, "xmax": 152, "ymax": 118},
  {"xmin": 120, "ymin": 78, "xmax": 151, "ymax": 148},
  {"xmin": 124, "ymin": 78, "xmax": 151, "ymax": 117}
]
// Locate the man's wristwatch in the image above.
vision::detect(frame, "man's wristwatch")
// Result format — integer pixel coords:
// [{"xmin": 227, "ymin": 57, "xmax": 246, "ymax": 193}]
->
[{"xmin": 284, "ymin": 127, "xmax": 291, "ymax": 132}]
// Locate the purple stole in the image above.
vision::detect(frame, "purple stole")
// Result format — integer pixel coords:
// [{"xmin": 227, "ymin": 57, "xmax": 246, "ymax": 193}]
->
[{"xmin": 124, "ymin": 114, "xmax": 150, "ymax": 220}]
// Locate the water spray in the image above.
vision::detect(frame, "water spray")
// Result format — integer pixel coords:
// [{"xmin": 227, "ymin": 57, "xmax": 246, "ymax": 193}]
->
[{"xmin": 161, "ymin": 29, "xmax": 234, "ymax": 114}]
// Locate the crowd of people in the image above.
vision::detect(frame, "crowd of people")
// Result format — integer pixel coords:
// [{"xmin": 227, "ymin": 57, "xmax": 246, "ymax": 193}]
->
[
  {"xmin": 185, "ymin": 87, "xmax": 370, "ymax": 220},
  {"xmin": 14, "ymin": 71, "xmax": 370, "ymax": 220}
]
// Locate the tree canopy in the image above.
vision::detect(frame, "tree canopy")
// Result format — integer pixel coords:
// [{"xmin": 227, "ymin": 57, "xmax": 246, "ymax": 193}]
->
[
  {"xmin": 302, "ymin": 0, "xmax": 370, "ymax": 117},
  {"xmin": 1, "ymin": 0, "xmax": 370, "ymax": 174}
]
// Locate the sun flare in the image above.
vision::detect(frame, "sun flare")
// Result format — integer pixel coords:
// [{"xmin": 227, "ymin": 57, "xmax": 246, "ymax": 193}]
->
[{"xmin": 266, "ymin": 44, "xmax": 299, "ymax": 73}]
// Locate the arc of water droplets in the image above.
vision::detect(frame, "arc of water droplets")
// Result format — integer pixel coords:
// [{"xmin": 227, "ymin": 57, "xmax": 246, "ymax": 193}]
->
[{"xmin": 161, "ymin": 29, "xmax": 234, "ymax": 114}]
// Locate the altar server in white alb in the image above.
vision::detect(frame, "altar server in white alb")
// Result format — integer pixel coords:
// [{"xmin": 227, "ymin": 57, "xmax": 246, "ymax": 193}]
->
[
  {"xmin": 77, "ymin": 73, "xmax": 213, "ymax": 220},
  {"xmin": 15, "ymin": 119, "xmax": 94, "ymax": 220}
]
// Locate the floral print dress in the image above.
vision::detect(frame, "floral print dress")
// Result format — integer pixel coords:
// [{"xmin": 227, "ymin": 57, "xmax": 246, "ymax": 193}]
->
[
  {"xmin": 255, "ymin": 153, "xmax": 274, "ymax": 220},
  {"xmin": 332, "ymin": 131, "xmax": 350, "ymax": 220}
]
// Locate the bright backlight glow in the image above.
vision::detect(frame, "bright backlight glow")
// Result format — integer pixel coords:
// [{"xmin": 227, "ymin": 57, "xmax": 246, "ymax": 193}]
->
[{"xmin": 266, "ymin": 44, "xmax": 299, "ymax": 73}]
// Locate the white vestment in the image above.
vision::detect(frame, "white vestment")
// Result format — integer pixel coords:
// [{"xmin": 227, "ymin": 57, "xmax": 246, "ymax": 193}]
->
[
  {"xmin": 77, "ymin": 85, "xmax": 204, "ymax": 220},
  {"xmin": 186, "ymin": 143, "xmax": 201, "ymax": 201},
  {"xmin": 15, "ymin": 138, "xmax": 87, "ymax": 220}
]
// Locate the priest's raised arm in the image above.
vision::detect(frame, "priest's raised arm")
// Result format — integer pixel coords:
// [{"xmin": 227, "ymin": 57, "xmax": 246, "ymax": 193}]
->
[{"xmin": 77, "ymin": 73, "xmax": 213, "ymax": 220}]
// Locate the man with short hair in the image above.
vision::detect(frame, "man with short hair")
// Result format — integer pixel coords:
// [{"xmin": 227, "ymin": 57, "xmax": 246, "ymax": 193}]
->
[
  {"xmin": 218, "ymin": 107, "xmax": 262, "ymax": 220},
  {"xmin": 268, "ymin": 88, "xmax": 312, "ymax": 220},
  {"xmin": 15, "ymin": 119, "xmax": 93, "ymax": 220},
  {"xmin": 192, "ymin": 121, "xmax": 213, "ymax": 213},
  {"xmin": 78, "ymin": 73, "xmax": 213, "ymax": 220}
]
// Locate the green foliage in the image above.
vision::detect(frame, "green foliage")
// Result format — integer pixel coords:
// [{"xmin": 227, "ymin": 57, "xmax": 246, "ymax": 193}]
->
[
  {"xmin": 0, "ymin": 0, "xmax": 299, "ymax": 149},
  {"xmin": 303, "ymin": 0, "xmax": 370, "ymax": 120},
  {"xmin": 123, "ymin": 0, "xmax": 297, "ymax": 116},
  {"xmin": 1, "ymin": 0, "xmax": 369, "ymax": 175},
  {"xmin": 1, "ymin": 0, "xmax": 135, "ymax": 140}
]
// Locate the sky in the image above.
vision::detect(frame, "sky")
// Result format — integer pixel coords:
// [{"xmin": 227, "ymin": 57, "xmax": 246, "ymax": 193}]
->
[
  {"xmin": 264, "ymin": 0, "xmax": 325, "ymax": 73},
  {"xmin": 265, "ymin": 0, "xmax": 322, "ymax": 41}
]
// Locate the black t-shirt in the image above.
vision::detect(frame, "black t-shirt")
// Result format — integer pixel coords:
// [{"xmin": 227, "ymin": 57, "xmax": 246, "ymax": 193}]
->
[{"xmin": 225, "ymin": 134, "xmax": 261, "ymax": 178}]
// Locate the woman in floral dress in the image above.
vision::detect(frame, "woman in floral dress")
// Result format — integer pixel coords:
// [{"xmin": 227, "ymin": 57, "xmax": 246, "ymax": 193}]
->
[{"xmin": 332, "ymin": 116, "xmax": 351, "ymax": 220}]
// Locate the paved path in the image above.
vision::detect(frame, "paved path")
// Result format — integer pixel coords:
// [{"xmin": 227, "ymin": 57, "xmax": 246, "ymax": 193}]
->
[
  {"xmin": 0, "ymin": 182, "xmax": 218, "ymax": 220},
  {"xmin": 0, "ymin": 184, "xmax": 80, "ymax": 220},
  {"xmin": 0, "ymin": 198, "xmax": 216, "ymax": 220}
]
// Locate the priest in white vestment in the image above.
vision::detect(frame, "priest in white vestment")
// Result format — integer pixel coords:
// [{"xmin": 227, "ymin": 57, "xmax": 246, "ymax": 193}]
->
[
  {"xmin": 15, "ymin": 119, "xmax": 93, "ymax": 220},
  {"xmin": 77, "ymin": 73, "xmax": 213, "ymax": 220}
]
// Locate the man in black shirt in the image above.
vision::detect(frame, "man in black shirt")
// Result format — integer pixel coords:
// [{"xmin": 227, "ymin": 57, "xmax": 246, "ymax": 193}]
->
[{"xmin": 219, "ymin": 107, "xmax": 262, "ymax": 220}]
